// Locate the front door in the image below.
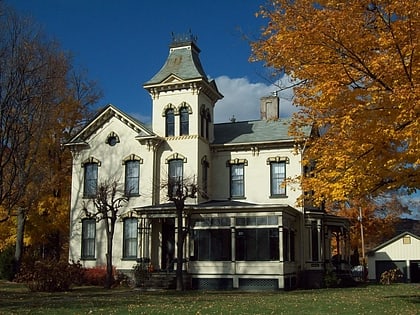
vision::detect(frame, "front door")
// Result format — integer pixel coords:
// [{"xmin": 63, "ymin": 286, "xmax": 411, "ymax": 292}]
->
[{"xmin": 161, "ymin": 218, "xmax": 175, "ymax": 271}]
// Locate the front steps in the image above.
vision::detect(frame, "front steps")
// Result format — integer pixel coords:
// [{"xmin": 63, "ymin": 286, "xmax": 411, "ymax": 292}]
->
[{"xmin": 135, "ymin": 271, "xmax": 192, "ymax": 290}]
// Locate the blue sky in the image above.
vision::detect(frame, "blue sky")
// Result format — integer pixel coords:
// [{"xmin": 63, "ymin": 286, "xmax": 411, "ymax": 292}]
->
[{"xmin": 7, "ymin": 0, "xmax": 296, "ymax": 124}]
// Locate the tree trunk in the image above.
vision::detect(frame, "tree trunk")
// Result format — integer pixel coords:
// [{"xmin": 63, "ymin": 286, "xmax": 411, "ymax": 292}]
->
[
  {"xmin": 104, "ymin": 219, "xmax": 114, "ymax": 289},
  {"xmin": 176, "ymin": 208, "xmax": 184, "ymax": 291},
  {"xmin": 14, "ymin": 207, "xmax": 26, "ymax": 275}
]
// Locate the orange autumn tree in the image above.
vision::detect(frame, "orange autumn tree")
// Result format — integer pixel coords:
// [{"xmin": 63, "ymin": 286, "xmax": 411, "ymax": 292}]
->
[
  {"xmin": 331, "ymin": 194, "xmax": 409, "ymax": 252},
  {"xmin": 252, "ymin": 0, "xmax": 419, "ymax": 205}
]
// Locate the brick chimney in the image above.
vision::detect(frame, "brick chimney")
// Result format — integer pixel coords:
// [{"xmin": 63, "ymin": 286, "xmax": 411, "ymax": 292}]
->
[{"xmin": 260, "ymin": 95, "xmax": 279, "ymax": 120}]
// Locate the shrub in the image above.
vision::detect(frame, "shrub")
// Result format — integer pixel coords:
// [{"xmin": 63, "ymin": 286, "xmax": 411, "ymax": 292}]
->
[
  {"xmin": 0, "ymin": 246, "xmax": 16, "ymax": 281},
  {"xmin": 133, "ymin": 261, "xmax": 151, "ymax": 288},
  {"xmin": 380, "ymin": 268, "xmax": 403, "ymax": 285},
  {"xmin": 323, "ymin": 267, "xmax": 338, "ymax": 288},
  {"xmin": 16, "ymin": 259, "xmax": 83, "ymax": 292},
  {"xmin": 81, "ymin": 266, "xmax": 108, "ymax": 286}
]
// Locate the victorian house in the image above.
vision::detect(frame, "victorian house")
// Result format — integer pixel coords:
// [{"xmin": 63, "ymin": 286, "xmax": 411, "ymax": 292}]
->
[{"xmin": 66, "ymin": 35, "xmax": 350, "ymax": 290}]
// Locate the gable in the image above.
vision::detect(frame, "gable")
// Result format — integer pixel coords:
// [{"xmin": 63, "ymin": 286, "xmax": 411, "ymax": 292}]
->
[
  {"xmin": 367, "ymin": 232, "xmax": 420, "ymax": 259},
  {"xmin": 66, "ymin": 104, "xmax": 155, "ymax": 147},
  {"xmin": 162, "ymin": 74, "xmax": 183, "ymax": 84}
]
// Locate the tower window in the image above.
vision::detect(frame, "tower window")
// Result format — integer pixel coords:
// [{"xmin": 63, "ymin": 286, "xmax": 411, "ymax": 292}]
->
[
  {"xmin": 165, "ymin": 108, "xmax": 174, "ymax": 137},
  {"xmin": 180, "ymin": 107, "xmax": 189, "ymax": 136}
]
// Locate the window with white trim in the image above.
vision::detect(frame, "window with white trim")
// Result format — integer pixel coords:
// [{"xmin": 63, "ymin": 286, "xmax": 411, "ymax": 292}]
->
[
  {"xmin": 81, "ymin": 218, "xmax": 95, "ymax": 259},
  {"xmin": 123, "ymin": 218, "xmax": 138, "ymax": 259},
  {"xmin": 124, "ymin": 160, "xmax": 140, "ymax": 196},
  {"xmin": 165, "ymin": 108, "xmax": 174, "ymax": 137},
  {"xmin": 83, "ymin": 161, "xmax": 98, "ymax": 198}
]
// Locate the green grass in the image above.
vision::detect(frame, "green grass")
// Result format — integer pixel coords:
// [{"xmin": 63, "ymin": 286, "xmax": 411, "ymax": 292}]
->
[{"xmin": 0, "ymin": 281, "xmax": 419, "ymax": 315}]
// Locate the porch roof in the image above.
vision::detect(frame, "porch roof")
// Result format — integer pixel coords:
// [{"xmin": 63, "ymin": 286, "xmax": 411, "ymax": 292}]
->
[{"xmin": 133, "ymin": 200, "xmax": 299, "ymax": 216}]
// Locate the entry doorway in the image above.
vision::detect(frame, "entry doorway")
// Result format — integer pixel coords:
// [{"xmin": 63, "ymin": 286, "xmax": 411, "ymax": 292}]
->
[{"xmin": 161, "ymin": 218, "xmax": 175, "ymax": 271}]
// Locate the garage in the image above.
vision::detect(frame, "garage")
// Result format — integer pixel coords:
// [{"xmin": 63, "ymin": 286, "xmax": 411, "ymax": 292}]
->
[
  {"xmin": 374, "ymin": 260, "xmax": 406, "ymax": 282},
  {"xmin": 367, "ymin": 232, "xmax": 420, "ymax": 283}
]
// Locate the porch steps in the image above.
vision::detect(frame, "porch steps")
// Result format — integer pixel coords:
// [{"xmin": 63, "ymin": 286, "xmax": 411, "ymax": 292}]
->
[
  {"xmin": 141, "ymin": 272, "xmax": 176, "ymax": 290},
  {"xmin": 138, "ymin": 272, "xmax": 192, "ymax": 290}
]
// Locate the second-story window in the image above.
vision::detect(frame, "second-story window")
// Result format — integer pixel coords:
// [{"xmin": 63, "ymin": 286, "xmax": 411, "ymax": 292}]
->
[
  {"xmin": 165, "ymin": 108, "xmax": 174, "ymax": 137},
  {"xmin": 83, "ymin": 161, "xmax": 98, "ymax": 198},
  {"xmin": 168, "ymin": 159, "xmax": 183, "ymax": 197},
  {"xmin": 270, "ymin": 161, "xmax": 286, "ymax": 196},
  {"xmin": 179, "ymin": 107, "xmax": 189, "ymax": 136},
  {"xmin": 125, "ymin": 160, "xmax": 140, "ymax": 196},
  {"xmin": 201, "ymin": 157, "xmax": 209, "ymax": 195},
  {"xmin": 200, "ymin": 107, "xmax": 211, "ymax": 139},
  {"xmin": 230, "ymin": 163, "xmax": 244, "ymax": 198}
]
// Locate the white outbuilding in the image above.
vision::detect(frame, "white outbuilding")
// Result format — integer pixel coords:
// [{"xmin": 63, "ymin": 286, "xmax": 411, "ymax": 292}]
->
[{"xmin": 367, "ymin": 232, "xmax": 420, "ymax": 283}]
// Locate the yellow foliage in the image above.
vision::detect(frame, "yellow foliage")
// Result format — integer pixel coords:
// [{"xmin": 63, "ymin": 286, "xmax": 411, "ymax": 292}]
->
[{"xmin": 252, "ymin": 0, "xmax": 419, "ymax": 203}]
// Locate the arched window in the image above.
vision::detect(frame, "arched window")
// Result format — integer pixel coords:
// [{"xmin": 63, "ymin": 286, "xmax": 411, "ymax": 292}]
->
[
  {"xmin": 205, "ymin": 109, "xmax": 211, "ymax": 139},
  {"xmin": 179, "ymin": 107, "xmax": 189, "ymax": 136},
  {"xmin": 200, "ymin": 106, "xmax": 211, "ymax": 139},
  {"xmin": 165, "ymin": 108, "xmax": 174, "ymax": 137}
]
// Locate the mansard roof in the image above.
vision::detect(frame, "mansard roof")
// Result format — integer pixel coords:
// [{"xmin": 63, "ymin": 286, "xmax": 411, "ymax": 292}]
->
[
  {"xmin": 144, "ymin": 40, "xmax": 207, "ymax": 86},
  {"xmin": 213, "ymin": 118, "xmax": 311, "ymax": 145},
  {"xmin": 65, "ymin": 104, "xmax": 155, "ymax": 147}
]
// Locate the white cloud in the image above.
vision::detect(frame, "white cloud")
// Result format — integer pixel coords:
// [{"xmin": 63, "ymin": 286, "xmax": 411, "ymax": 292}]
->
[{"xmin": 213, "ymin": 75, "xmax": 298, "ymax": 123}]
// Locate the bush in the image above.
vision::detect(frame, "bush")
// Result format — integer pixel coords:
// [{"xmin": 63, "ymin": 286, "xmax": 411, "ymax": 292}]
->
[
  {"xmin": 16, "ymin": 259, "xmax": 83, "ymax": 292},
  {"xmin": 133, "ymin": 261, "xmax": 151, "ymax": 288},
  {"xmin": 323, "ymin": 268, "xmax": 338, "ymax": 288},
  {"xmin": 380, "ymin": 268, "xmax": 403, "ymax": 285},
  {"xmin": 0, "ymin": 246, "xmax": 16, "ymax": 281},
  {"xmin": 81, "ymin": 266, "xmax": 108, "ymax": 286}
]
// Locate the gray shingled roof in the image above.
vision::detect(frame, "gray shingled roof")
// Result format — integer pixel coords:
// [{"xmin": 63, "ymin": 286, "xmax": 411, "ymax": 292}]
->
[
  {"xmin": 144, "ymin": 41, "xmax": 207, "ymax": 85},
  {"xmin": 213, "ymin": 119, "xmax": 311, "ymax": 145}
]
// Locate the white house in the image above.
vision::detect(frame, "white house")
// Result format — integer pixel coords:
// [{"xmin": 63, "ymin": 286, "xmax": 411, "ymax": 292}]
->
[
  {"xmin": 66, "ymin": 35, "xmax": 350, "ymax": 290},
  {"xmin": 367, "ymin": 232, "xmax": 420, "ymax": 282}
]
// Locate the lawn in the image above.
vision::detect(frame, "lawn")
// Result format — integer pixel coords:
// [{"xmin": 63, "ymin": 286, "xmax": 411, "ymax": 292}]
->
[{"xmin": 0, "ymin": 280, "xmax": 419, "ymax": 315}]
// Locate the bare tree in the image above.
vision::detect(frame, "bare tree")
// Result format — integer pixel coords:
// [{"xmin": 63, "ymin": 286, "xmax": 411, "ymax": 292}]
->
[
  {"xmin": 166, "ymin": 176, "xmax": 198, "ymax": 291},
  {"xmin": 83, "ymin": 180, "xmax": 128, "ymax": 289}
]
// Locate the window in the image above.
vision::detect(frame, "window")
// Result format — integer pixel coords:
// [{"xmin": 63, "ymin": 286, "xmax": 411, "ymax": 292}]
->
[
  {"xmin": 201, "ymin": 157, "xmax": 209, "ymax": 194},
  {"xmin": 200, "ymin": 108, "xmax": 205, "ymax": 137},
  {"xmin": 83, "ymin": 162, "xmax": 98, "ymax": 198},
  {"xmin": 168, "ymin": 159, "xmax": 183, "ymax": 197},
  {"xmin": 230, "ymin": 164, "xmax": 244, "ymax": 198},
  {"xmin": 165, "ymin": 108, "xmax": 174, "ymax": 137},
  {"xmin": 290, "ymin": 230, "xmax": 295, "ymax": 261},
  {"xmin": 236, "ymin": 228, "xmax": 279, "ymax": 261},
  {"xmin": 403, "ymin": 235, "xmax": 411, "ymax": 244},
  {"xmin": 205, "ymin": 110, "xmax": 210, "ymax": 139},
  {"xmin": 179, "ymin": 107, "xmax": 189, "ymax": 136},
  {"xmin": 311, "ymin": 221, "xmax": 319, "ymax": 261},
  {"xmin": 192, "ymin": 229, "xmax": 231, "ymax": 261},
  {"xmin": 270, "ymin": 162, "xmax": 286, "ymax": 196},
  {"xmin": 125, "ymin": 160, "xmax": 140, "ymax": 196},
  {"xmin": 81, "ymin": 219, "xmax": 95, "ymax": 259},
  {"xmin": 200, "ymin": 107, "xmax": 211, "ymax": 139},
  {"xmin": 123, "ymin": 218, "xmax": 138, "ymax": 259},
  {"xmin": 106, "ymin": 132, "xmax": 119, "ymax": 146}
]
